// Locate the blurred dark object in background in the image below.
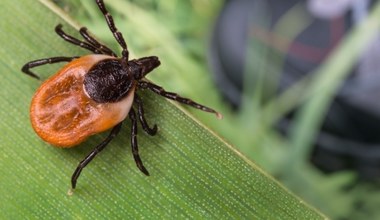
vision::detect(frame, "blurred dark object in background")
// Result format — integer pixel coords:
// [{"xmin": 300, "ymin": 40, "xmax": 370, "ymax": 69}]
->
[{"xmin": 209, "ymin": 0, "xmax": 380, "ymax": 180}]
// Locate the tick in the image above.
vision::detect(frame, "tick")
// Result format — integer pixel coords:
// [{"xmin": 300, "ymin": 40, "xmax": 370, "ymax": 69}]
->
[{"xmin": 22, "ymin": 0, "xmax": 222, "ymax": 190}]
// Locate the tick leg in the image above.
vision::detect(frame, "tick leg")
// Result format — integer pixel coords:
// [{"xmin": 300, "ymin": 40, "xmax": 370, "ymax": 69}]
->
[
  {"xmin": 71, "ymin": 122, "xmax": 123, "ymax": 189},
  {"xmin": 138, "ymin": 81, "xmax": 223, "ymax": 119},
  {"xmin": 96, "ymin": 0, "xmax": 129, "ymax": 60},
  {"xmin": 21, "ymin": 56, "xmax": 78, "ymax": 79},
  {"xmin": 135, "ymin": 94, "xmax": 157, "ymax": 136},
  {"xmin": 79, "ymin": 27, "xmax": 117, "ymax": 57},
  {"xmin": 129, "ymin": 108, "xmax": 150, "ymax": 176},
  {"xmin": 55, "ymin": 24, "xmax": 103, "ymax": 55}
]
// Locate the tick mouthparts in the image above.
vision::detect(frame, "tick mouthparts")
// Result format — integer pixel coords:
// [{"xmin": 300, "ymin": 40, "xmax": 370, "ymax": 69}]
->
[{"xmin": 137, "ymin": 56, "xmax": 160, "ymax": 77}]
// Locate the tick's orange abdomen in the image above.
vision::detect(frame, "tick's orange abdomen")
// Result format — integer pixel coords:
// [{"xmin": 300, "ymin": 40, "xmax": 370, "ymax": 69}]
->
[{"xmin": 30, "ymin": 55, "xmax": 135, "ymax": 147}]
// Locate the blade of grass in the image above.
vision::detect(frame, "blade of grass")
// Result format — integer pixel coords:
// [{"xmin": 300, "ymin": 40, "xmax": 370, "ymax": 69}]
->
[
  {"xmin": 0, "ymin": 0, "xmax": 325, "ymax": 219},
  {"xmin": 246, "ymin": 1, "xmax": 380, "ymax": 168},
  {"xmin": 288, "ymin": 1, "xmax": 380, "ymax": 170}
]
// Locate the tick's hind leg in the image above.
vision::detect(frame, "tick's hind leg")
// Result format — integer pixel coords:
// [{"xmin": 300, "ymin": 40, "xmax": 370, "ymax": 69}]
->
[
  {"xmin": 129, "ymin": 108, "xmax": 150, "ymax": 176},
  {"xmin": 134, "ymin": 95, "xmax": 157, "ymax": 136},
  {"xmin": 21, "ymin": 56, "xmax": 78, "ymax": 79},
  {"xmin": 138, "ymin": 81, "xmax": 223, "ymax": 119},
  {"xmin": 71, "ymin": 122, "xmax": 123, "ymax": 189}
]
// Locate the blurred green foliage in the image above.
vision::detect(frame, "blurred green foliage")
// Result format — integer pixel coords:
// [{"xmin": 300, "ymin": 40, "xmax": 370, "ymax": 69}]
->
[
  {"xmin": 46, "ymin": 0, "xmax": 380, "ymax": 219},
  {"xmin": 0, "ymin": 0, "xmax": 327, "ymax": 218}
]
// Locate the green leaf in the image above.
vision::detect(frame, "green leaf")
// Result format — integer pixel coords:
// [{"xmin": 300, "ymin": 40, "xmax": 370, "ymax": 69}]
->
[{"xmin": 0, "ymin": 0, "xmax": 325, "ymax": 219}]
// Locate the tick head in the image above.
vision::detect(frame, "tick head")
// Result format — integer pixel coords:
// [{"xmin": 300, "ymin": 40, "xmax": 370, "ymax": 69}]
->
[{"xmin": 131, "ymin": 56, "xmax": 161, "ymax": 79}]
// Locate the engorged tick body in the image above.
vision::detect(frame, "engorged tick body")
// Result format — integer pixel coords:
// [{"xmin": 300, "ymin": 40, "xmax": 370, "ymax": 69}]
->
[{"xmin": 22, "ymin": 0, "xmax": 222, "ymax": 190}]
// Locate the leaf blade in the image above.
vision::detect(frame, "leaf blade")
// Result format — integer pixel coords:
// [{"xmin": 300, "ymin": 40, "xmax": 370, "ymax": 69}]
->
[{"xmin": 0, "ymin": 0, "xmax": 326, "ymax": 219}]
